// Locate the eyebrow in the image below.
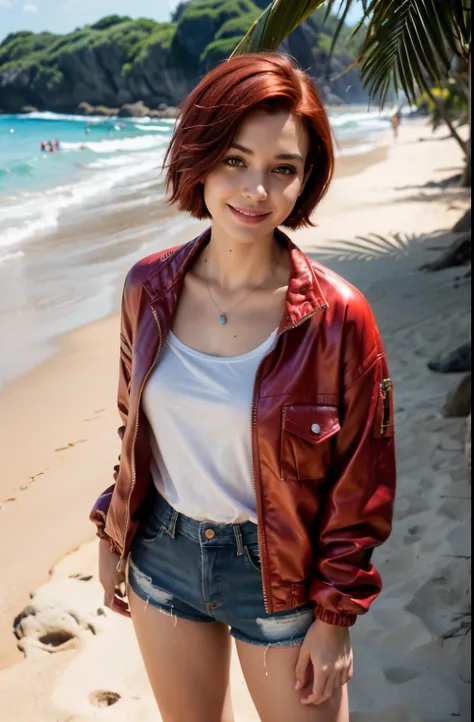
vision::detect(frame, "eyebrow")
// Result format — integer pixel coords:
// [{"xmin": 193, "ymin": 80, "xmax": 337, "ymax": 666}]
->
[{"xmin": 230, "ymin": 142, "xmax": 304, "ymax": 162}]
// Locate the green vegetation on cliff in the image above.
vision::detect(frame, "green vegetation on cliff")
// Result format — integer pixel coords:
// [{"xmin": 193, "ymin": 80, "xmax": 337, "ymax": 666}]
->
[
  {"xmin": 0, "ymin": 16, "xmax": 174, "ymax": 72},
  {"xmin": 0, "ymin": 0, "xmax": 365, "ymax": 113}
]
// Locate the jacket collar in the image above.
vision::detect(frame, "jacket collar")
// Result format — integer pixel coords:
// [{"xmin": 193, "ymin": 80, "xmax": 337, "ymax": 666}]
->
[{"xmin": 143, "ymin": 225, "xmax": 327, "ymax": 329}]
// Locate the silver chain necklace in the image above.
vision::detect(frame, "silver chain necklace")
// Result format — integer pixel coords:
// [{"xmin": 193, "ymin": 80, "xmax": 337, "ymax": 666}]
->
[{"xmin": 206, "ymin": 247, "xmax": 280, "ymax": 325}]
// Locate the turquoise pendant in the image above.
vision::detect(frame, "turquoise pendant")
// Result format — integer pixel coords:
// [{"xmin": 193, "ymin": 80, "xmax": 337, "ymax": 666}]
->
[{"xmin": 219, "ymin": 314, "xmax": 227, "ymax": 325}]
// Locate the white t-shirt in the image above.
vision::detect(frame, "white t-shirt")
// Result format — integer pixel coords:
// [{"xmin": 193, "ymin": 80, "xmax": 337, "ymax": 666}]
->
[{"xmin": 142, "ymin": 328, "xmax": 278, "ymax": 523}]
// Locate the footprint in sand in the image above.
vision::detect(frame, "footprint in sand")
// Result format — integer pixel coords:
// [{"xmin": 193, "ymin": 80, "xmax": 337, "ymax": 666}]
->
[
  {"xmin": 394, "ymin": 495, "xmax": 430, "ymax": 521},
  {"xmin": 37, "ymin": 630, "xmax": 77, "ymax": 651},
  {"xmin": 89, "ymin": 690, "xmax": 121, "ymax": 707},
  {"xmin": 383, "ymin": 667, "xmax": 421, "ymax": 684},
  {"xmin": 437, "ymin": 498, "xmax": 467, "ymax": 521},
  {"xmin": 54, "ymin": 439, "xmax": 87, "ymax": 452},
  {"xmin": 68, "ymin": 574, "xmax": 93, "ymax": 582},
  {"xmin": 403, "ymin": 525, "xmax": 426, "ymax": 544},
  {"xmin": 420, "ymin": 477, "xmax": 435, "ymax": 491},
  {"xmin": 84, "ymin": 407, "xmax": 107, "ymax": 422}
]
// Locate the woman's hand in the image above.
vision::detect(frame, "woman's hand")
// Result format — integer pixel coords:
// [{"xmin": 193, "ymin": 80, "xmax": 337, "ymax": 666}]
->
[
  {"xmin": 294, "ymin": 618, "xmax": 353, "ymax": 705},
  {"xmin": 98, "ymin": 538, "xmax": 131, "ymax": 618}
]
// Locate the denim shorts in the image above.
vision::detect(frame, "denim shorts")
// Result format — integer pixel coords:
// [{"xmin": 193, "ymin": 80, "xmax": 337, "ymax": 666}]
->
[{"xmin": 127, "ymin": 486, "xmax": 315, "ymax": 647}]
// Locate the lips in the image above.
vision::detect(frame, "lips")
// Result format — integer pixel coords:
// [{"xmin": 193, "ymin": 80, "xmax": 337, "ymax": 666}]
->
[
  {"xmin": 227, "ymin": 204, "xmax": 272, "ymax": 225},
  {"xmin": 229, "ymin": 205, "xmax": 271, "ymax": 217}
]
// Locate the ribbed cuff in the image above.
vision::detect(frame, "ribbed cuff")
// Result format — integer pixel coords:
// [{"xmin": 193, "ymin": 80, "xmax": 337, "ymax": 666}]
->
[{"xmin": 313, "ymin": 606, "xmax": 357, "ymax": 627}]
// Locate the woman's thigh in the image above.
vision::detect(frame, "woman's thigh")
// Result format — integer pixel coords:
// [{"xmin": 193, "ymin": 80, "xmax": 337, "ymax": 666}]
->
[
  {"xmin": 236, "ymin": 640, "xmax": 349, "ymax": 722},
  {"xmin": 127, "ymin": 584, "xmax": 234, "ymax": 722}
]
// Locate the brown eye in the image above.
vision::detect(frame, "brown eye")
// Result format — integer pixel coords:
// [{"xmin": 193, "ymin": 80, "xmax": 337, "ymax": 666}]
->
[
  {"xmin": 223, "ymin": 156, "xmax": 245, "ymax": 167},
  {"xmin": 274, "ymin": 165, "xmax": 297, "ymax": 175}
]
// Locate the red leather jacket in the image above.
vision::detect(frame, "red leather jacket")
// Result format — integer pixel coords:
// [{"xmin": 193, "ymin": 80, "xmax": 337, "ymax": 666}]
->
[{"xmin": 90, "ymin": 226, "xmax": 396, "ymax": 627}]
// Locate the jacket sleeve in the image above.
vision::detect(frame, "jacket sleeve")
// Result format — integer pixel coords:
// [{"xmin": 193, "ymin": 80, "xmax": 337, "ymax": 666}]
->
[
  {"xmin": 309, "ymin": 304, "xmax": 396, "ymax": 627},
  {"xmin": 89, "ymin": 277, "xmax": 133, "ymax": 551}
]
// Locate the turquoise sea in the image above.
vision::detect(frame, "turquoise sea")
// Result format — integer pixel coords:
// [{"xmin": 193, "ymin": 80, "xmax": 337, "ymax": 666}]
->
[
  {"xmin": 0, "ymin": 113, "xmax": 177, "ymax": 250},
  {"xmin": 0, "ymin": 107, "xmax": 407, "ymax": 252},
  {"xmin": 0, "ymin": 107, "xmax": 406, "ymax": 388}
]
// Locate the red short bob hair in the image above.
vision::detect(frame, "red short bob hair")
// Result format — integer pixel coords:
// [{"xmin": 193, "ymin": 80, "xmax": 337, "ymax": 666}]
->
[{"xmin": 163, "ymin": 52, "xmax": 334, "ymax": 230}]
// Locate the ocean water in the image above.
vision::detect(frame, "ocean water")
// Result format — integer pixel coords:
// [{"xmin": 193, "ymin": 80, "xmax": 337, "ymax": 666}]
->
[
  {"xmin": 0, "ymin": 107, "xmax": 408, "ymax": 259},
  {"xmin": 0, "ymin": 106, "xmax": 408, "ymax": 388},
  {"xmin": 0, "ymin": 114, "xmax": 175, "ymax": 257}
]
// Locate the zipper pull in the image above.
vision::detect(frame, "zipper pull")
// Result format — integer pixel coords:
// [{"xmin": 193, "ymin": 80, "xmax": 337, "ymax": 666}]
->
[{"xmin": 379, "ymin": 379, "xmax": 393, "ymax": 436}]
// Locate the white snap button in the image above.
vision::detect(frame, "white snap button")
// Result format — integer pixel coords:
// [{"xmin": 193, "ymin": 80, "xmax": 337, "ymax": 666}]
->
[{"xmin": 311, "ymin": 423, "xmax": 321, "ymax": 434}]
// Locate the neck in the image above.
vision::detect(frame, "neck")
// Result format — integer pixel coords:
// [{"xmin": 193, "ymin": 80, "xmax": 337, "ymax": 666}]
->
[{"xmin": 200, "ymin": 224, "xmax": 280, "ymax": 291}]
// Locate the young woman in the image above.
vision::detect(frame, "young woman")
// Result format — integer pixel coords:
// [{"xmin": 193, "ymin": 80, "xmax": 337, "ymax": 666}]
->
[{"xmin": 91, "ymin": 53, "xmax": 396, "ymax": 722}]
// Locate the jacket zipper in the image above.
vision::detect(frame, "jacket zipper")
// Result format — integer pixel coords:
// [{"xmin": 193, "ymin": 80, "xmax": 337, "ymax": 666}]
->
[
  {"xmin": 117, "ymin": 305, "xmax": 163, "ymax": 573},
  {"xmin": 252, "ymin": 304, "xmax": 327, "ymax": 613},
  {"xmin": 117, "ymin": 300, "xmax": 328, "ymax": 595},
  {"xmin": 379, "ymin": 378, "xmax": 393, "ymax": 436}
]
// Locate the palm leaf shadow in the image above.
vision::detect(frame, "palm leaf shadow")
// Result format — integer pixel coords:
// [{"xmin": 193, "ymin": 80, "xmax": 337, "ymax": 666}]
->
[{"xmin": 309, "ymin": 232, "xmax": 418, "ymax": 263}]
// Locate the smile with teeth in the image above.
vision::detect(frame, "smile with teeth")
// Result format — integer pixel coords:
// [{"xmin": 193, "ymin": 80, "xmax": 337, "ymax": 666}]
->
[{"xmin": 229, "ymin": 206, "xmax": 270, "ymax": 217}]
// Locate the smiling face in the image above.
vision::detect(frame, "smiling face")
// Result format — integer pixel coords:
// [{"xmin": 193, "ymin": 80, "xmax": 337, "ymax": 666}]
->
[{"xmin": 202, "ymin": 108, "xmax": 311, "ymax": 243}]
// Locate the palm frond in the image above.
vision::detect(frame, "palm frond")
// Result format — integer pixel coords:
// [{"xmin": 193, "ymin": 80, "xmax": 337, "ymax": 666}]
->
[
  {"xmin": 230, "ymin": 0, "xmax": 471, "ymax": 109},
  {"xmin": 230, "ymin": 0, "xmax": 327, "ymax": 57},
  {"xmin": 322, "ymin": 0, "xmax": 367, "ymax": 55},
  {"xmin": 357, "ymin": 0, "xmax": 471, "ymax": 105},
  {"xmin": 450, "ymin": 0, "xmax": 472, "ymax": 58}
]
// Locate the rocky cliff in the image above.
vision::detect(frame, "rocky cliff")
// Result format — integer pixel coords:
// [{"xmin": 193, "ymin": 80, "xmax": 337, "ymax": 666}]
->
[{"xmin": 0, "ymin": 1, "xmax": 367, "ymax": 114}]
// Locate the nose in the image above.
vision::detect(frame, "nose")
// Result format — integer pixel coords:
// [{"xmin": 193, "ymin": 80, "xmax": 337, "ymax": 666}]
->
[{"xmin": 242, "ymin": 172, "xmax": 268, "ymax": 202}]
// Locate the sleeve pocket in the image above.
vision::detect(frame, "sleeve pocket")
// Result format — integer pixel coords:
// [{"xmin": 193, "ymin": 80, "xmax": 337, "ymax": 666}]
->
[{"xmin": 373, "ymin": 379, "xmax": 395, "ymax": 439}]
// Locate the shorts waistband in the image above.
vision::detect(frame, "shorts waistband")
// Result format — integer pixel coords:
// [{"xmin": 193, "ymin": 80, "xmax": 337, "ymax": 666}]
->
[{"xmin": 147, "ymin": 485, "xmax": 259, "ymax": 551}]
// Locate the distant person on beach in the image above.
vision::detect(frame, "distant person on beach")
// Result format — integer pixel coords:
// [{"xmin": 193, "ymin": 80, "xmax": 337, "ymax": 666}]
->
[
  {"xmin": 91, "ymin": 53, "xmax": 396, "ymax": 722},
  {"xmin": 40, "ymin": 140, "xmax": 48, "ymax": 151},
  {"xmin": 391, "ymin": 109, "xmax": 401, "ymax": 140}
]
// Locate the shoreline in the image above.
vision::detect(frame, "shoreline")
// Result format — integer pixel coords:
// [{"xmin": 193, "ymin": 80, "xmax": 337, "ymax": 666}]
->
[
  {"xmin": 0, "ymin": 118, "xmax": 471, "ymax": 720},
  {"xmin": 0, "ymin": 102, "xmax": 401, "ymax": 117},
  {"xmin": 0, "ymin": 133, "xmax": 390, "ymax": 392}
]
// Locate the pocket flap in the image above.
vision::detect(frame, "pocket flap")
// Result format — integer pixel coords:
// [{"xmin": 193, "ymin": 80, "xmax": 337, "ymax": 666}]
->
[{"xmin": 282, "ymin": 405, "xmax": 341, "ymax": 444}]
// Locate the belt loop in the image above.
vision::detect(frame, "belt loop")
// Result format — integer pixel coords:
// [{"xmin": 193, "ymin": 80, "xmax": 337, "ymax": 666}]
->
[
  {"xmin": 166, "ymin": 510, "xmax": 179, "ymax": 539},
  {"xmin": 233, "ymin": 525, "xmax": 244, "ymax": 556}
]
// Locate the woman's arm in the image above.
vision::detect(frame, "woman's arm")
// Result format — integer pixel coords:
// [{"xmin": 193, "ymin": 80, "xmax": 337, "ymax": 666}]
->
[
  {"xmin": 89, "ymin": 278, "xmax": 134, "ymax": 552},
  {"xmin": 309, "ymin": 307, "xmax": 396, "ymax": 627}
]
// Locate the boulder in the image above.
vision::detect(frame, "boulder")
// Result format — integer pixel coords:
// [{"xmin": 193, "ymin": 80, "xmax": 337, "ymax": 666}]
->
[
  {"xmin": 94, "ymin": 105, "xmax": 119, "ymax": 116},
  {"xmin": 118, "ymin": 100, "xmax": 150, "ymax": 117},
  {"xmin": 443, "ymin": 373, "xmax": 471, "ymax": 418},
  {"xmin": 428, "ymin": 341, "xmax": 471, "ymax": 374},
  {"xmin": 155, "ymin": 106, "xmax": 178, "ymax": 118},
  {"xmin": 420, "ymin": 232, "xmax": 471, "ymax": 272},
  {"xmin": 75, "ymin": 102, "xmax": 118, "ymax": 116},
  {"xmin": 75, "ymin": 101, "xmax": 96, "ymax": 116},
  {"xmin": 453, "ymin": 208, "xmax": 472, "ymax": 234}
]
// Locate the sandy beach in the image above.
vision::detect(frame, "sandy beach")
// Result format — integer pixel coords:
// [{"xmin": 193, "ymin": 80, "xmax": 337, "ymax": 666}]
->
[{"xmin": 0, "ymin": 117, "xmax": 471, "ymax": 721}]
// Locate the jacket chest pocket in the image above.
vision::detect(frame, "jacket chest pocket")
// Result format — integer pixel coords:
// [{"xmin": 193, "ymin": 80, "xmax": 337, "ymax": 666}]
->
[{"xmin": 280, "ymin": 404, "xmax": 341, "ymax": 483}]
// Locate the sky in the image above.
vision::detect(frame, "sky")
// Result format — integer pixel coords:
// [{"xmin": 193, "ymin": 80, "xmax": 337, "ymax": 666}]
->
[{"xmin": 0, "ymin": 0, "xmax": 364, "ymax": 40}]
